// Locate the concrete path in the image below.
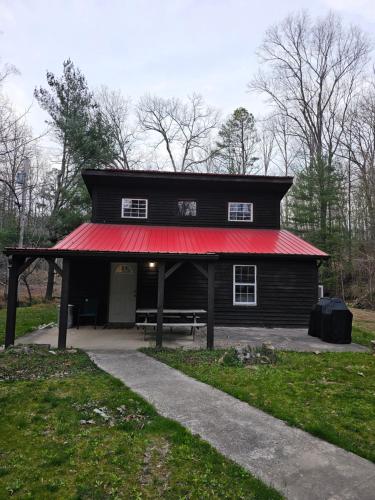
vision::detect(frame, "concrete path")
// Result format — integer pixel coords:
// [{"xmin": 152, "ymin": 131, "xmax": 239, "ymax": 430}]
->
[{"xmin": 88, "ymin": 350, "xmax": 375, "ymax": 500}]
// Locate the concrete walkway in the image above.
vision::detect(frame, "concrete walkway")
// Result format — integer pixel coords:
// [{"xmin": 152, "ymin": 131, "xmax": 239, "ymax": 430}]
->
[{"xmin": 89, "ymin": 350, "xmax": 375, "ymax": 500}]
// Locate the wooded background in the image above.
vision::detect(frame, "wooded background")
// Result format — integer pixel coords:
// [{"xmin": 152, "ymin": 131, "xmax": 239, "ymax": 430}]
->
[{"xmin": 0, "ymin": 11, "xmax": 374, "ymax": 308}]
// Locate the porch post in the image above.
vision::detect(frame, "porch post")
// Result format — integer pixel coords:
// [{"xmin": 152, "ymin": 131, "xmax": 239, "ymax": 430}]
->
[
  {"xmin": 156, "ymin": 261, "xmax": 165, "ymax": 348},
  {"xmin": 4, "ymin": 257, "xmax": 23, "ymax": 348},
  {"xmin": 58, "ymin": 258, "xmax": 70, "ymax": 349},
  {"xmin": 207, "ymin": 261, "xmax": 215, "ymax": 350}
]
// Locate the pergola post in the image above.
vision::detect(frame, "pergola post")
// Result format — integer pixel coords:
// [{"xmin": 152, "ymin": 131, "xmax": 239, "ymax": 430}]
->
[
  {"xmin": 4, "ymin": 257, "xmax": 23, "ymax": 347},
  {"xmin": 156, "ymin": 261, "xmax": 165, "ymax": 348},
  {"xmin": 58, "ymin": 258, "xmax": 70, "ymax": 349},
  {"xmin": 207, "ymin": 261, "xmax": 215, "ymax": 350}
]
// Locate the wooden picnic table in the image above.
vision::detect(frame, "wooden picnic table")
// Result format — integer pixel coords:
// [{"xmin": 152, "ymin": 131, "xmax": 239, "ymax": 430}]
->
[
  {"xmin": 135, "ymin": 308, "xmax": 207, "ymax": 339},
  {"xmin": 136, "ymin": 308, "xmax": 207, "ymax": 314}
]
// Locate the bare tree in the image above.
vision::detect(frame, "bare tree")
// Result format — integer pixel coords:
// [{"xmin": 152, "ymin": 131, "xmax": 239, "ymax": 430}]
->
[
  {"xmin": 267, "ymin": 114, "xmax": 300, "ymax": 225},
  {"xmin": 340, "ymin": 76, "xmax": 375, "ymax": 241},
  {"xmin": 137, "ymin": 93, "xmax": 219, "ymax": 172},
  {"xmin": 259, "ymin": 117, "xmax": 275, "ymax": 175},
  {"xmin": 249, "ymin": 11, "xmax": 371, "ymax": 242},
  {"xmin": 97, "ymin": 86, "xmax": 141, "ymax": 169}
]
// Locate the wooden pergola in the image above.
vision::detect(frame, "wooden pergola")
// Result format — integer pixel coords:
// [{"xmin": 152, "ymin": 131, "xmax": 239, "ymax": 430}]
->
[{"xmin": 3, "ymin": 248, "xmax": 217, "ymax": 350}]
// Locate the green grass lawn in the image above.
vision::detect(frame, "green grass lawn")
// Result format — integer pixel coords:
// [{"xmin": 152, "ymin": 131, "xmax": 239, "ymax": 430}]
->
[
  {"xmin": 0, "ymin": 303, "xmax": 58, "ymax": 345},
  {"xmin": 0, "ymin": 347, "xmax": 281, "ymax": 499},
  {"xmin": 143, "ymin": 348, "xmax": 375, "ymax": 463},
  {"xmin": 352, "ymin": 324, "xmax": 375, "ymax": 347}
]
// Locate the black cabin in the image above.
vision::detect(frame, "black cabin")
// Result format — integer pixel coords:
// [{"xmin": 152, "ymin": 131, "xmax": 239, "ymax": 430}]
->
[{"xmin": 3, "ymin": 169, "xmax": 328, "ymax": 349}]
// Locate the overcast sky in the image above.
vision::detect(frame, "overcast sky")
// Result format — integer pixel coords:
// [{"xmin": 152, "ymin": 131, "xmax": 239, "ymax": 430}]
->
[{"xmin": 1, "ymin": 0, "xmax": 375, "ymax": 138}]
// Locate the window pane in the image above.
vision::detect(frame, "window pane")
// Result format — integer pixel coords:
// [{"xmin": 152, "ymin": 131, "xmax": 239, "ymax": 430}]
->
[
  {"xmin": 235, "ymin": 284, "xmax": 255, "ymax": 304},
  {"xmin": 234, "ymin": 265, "xmax": 256, "ymax": 304},
  {"xmin": 229, "ymin": 202, "xmax": 252, "ymax": 221},
  {"xmin": 235, "ymin": 265, "xmax": 255, "ymax": 283},
  {"xmin": 122, "ymin": 198, "xmax": 147, "ymax": 218},
  {"xmin": 178, "ymin": 200, "xmax": 197, "ymax": 216}
]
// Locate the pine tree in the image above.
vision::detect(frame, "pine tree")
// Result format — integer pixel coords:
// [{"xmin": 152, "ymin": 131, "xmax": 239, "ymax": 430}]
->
[{"xmin": 216, "ymin": 108, "xmax": 259, "ymax": 174}]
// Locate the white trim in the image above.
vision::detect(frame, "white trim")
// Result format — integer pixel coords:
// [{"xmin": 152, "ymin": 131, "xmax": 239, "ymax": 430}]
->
[
  {"xmin": 233, "ymin": 264, "xmax": 257, "ymax": 306},
  {"xmin": 121, "ymin": 198, "xmax": 148, "ymax": 219},
  {"xmin": 228, "ymin": 202, "xmax": 253, "ymax": 222}
]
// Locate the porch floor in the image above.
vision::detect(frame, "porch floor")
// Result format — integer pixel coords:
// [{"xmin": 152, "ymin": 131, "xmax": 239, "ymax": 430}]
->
[{"xmin": 16, "ymin": 325, "xmax": 367, "ymax": 352}]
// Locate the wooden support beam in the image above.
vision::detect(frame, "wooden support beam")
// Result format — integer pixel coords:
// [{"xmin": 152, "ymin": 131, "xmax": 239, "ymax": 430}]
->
[
  {"xmin": 156, "ymin": 261, "xmax": 165, "ymax": 348},
  {"xmin": 192, "ymin": 262, "xmax": 208, "ymax": 279},
  {"xmin": 165, "ymin": 261, "xmax": 183, "ymax": 280},
  {"xmin": 58, "ymin": 258, "xmax": 70, "ymax": 350},
  {"xmin": 53, "ymin": 261, "xmax": 63, "ymax": 277},
  {"xmin": 207, "ymin": 261, "xmax": 215, "ymax": 350},
  {"xmin": 17, "ymin": 257, "xmax": 37, "ymax": 276},
  {"xmin": 4, "ymin": 257, "xmax": 24, "ymax": 347},
  {"xmin": 44, "ymin": 258, "xmax": 62, "ymax": 277}
]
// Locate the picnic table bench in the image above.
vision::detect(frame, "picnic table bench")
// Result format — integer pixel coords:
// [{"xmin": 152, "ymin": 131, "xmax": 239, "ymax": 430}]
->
[{"xmin": 136, "ymin": 308, "xmax": 207, "ymax": 340}]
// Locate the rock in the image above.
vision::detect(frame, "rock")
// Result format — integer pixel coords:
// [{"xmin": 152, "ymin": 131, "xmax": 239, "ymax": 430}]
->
[
  {"xmin": 93, "ymin": 407, "xmax": 111, "ymax": 420},
  {"xmin": 39, "ymin": 322, "xmax": 55, "ymax": 330},
  {"xmin": 117, "ymin": 405, "xmax": 128, "ymax": 415},
  {"xmin": 80, "ymin": 419, "xmax": 95, "ymax": 425}
]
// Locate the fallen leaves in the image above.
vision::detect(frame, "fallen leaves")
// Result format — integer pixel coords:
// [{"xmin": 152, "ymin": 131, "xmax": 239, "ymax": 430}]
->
[{"xmin": 74, "ymin": 401, "xmax": 148, "ymax": 428}]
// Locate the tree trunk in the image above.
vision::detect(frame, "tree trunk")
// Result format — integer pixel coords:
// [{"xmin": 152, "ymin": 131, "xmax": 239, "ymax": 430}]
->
[{"xmin": 45, "ymin": 259, "xmax": 55, "ymax": 301}]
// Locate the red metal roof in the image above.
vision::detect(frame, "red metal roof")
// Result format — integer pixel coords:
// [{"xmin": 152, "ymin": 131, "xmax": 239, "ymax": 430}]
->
[{"xmin": 52, "ymin": 223, "xmax": 328, "ymax": 258}]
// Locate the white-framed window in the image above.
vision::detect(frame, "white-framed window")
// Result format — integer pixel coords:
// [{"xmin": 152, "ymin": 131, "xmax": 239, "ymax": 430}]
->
[
  {"xmin": 178, "ymin": 200, "xmax": 197, "ymax": 216},
  {"xmin": 228, "ymin": 202, "xmax": 253, "ymax": 222},
  {"xmin": 233, "ymin": 265, "xmax": 257, "ymax": 306},
  {"xmin": 121, "ymin": 198, "xmax": 148, "ymax": 219}
]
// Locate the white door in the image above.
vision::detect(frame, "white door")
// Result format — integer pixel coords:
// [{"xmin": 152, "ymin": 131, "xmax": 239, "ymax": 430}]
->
[{"xmin": 108, "ymin": 262, "xmax": 137, "ymax": 323}]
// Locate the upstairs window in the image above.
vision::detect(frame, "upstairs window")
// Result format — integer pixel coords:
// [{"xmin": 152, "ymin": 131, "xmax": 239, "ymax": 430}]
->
[
  {"xmin": 233, "ymin": 265, "xmax": 257, "ymax": 305},
  {"xmin": 178, "ymin": 200, "xmax": 197, "ymax": 217},
  {"xmin": 228, "ymin": 202, "xmax": 253, "ymax": 222},
  {"xmin": 121, "ymin": 198, "xmax": 148, "ymax": 219}
]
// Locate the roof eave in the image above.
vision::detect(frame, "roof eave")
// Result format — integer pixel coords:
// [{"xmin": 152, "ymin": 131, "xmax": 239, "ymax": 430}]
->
[
  {"xmin": 3, "ymin": 247, "xmax": 329, "ymax": 260},
  {"xmin": 82, "ymin": 168, "xmax": 294, "ymax": 197}
]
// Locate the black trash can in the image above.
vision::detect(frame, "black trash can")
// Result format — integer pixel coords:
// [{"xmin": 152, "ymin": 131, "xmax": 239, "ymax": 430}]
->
[
  {"xmin": 308, "ymin": 297, "xmax": 331, "ymax": 338},
  {"xmin": 320, "ymin": 298, "xmax": 353, "ymax": 344}
]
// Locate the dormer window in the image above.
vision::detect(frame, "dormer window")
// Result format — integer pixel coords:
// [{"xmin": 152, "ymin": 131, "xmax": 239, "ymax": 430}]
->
[
  {"xmin": 178, "ymin": 200, "xmax": 197, "ymax": 217},
  {"xmin": 121, "ymin": 198, "xmax": 148, "ymax": 219},
  {"xmin": 228, "ymin": 202, "xmax": 253, "ymax": 222}
]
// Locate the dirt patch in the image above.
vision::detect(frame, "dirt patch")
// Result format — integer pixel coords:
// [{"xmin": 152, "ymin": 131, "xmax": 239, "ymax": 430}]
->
[
  {"xmin": 351, "ymin": 308, "xmax": 375, "ymax": 331},
  {"xmin": 140, "ymin": 437, "xmax": 171, "ymax": 493}
]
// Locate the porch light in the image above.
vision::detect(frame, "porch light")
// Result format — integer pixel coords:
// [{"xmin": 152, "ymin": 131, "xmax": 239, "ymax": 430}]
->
[{"xmin": 148, "ymin": 262, "xmax": 156, "ymax": 268}]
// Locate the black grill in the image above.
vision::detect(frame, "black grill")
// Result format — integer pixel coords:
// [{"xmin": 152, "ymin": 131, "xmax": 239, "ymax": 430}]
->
[{"xmin": 308, "ymin": 298, "xmax": 353, "ymax": 344}]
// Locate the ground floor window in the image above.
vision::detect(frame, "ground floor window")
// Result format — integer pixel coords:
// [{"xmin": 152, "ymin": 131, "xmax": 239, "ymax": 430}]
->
[{"xmin": 233, "ymin": 265, "xmax": 257, "ymax": 305}]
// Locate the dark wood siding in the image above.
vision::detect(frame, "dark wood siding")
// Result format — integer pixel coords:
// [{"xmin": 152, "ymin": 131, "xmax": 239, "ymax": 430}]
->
[
  {"xmin": 214, "ymin": 258, "xmax": 318, "ymax": 327},
  {"xmin": 68, "ymin": 258, "xmax": 110, "ymax": 325},
  {"xmin": 68, "ymin": 257, "xmax": 318, "ymax": 328},
  {"xmin": 137, "ymin": 261, "xmax": 207, "ymax": 310},
  {"xmin": 137, "ymin": 258, "xmax": 318, "ymax": 327},
  {"xmin": 91, "ymin": 183, "xmax": 281, "ymax": 229}
]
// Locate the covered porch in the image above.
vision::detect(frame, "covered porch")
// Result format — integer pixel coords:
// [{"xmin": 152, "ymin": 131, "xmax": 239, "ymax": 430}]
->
[{"xmin": 3, "ymin": 250, "xmax": 217, "ymax": 350}]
